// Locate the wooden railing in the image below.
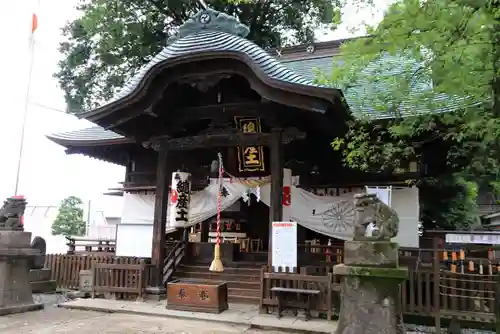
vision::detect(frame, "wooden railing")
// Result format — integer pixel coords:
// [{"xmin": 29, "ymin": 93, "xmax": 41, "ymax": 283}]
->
[
  {"xmin": 259, "ymin": 266, "xmax": 338, "ymax": 321},
  {"xmin": 44, "ymin": 254, "xmax": 145, "ymax": 290},
  {"xmin": 65, "ymin": 236, "xmax": 116, "ymax": 256},
  {"xmin": 163, "ymin": 240, "xmax": 186, "ymax": 284},
  {"xmin": 260, "ymin": 261, "xmax": 498, "ymax": 328},
  {"xmin": 92, "ymin": 262, "xmax": 147, "ymax": 300}
]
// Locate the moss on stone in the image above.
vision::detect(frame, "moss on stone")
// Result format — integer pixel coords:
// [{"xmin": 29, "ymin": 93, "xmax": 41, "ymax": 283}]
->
[
  {"xmin": 347, "ymin": 265, "xmax": 408, "ymax": 280},
  {"xmin": 371, "ymin": 241, "xmax": 398, "ymax": 255}
]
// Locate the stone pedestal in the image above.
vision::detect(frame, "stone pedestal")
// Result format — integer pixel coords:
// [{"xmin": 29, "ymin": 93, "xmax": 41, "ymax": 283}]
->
[
  {"xmin": 0, "ymin": 231, "xmax": 44, "ymax": 315},
  {"xmin": 30, "ymin": 269, "xmax": 57, "ymax": 293},
  {"xmin": 334, "ymin": 241, "xmax": 408, "ymax": 334}
]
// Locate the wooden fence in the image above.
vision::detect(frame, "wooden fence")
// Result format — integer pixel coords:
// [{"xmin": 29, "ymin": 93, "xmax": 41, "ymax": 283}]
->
[
  {"xmin": 92, "ymin": 262, "xmax": 148, "ymax": 300},
  {"xmin": 44, "ymin": 254, "xmax": 146, "ymax": 291},
  {"xmin": 259, "ymin": 266, "xmax": 337, "ymax": 321},
  {"xmin": 260, "ymin": 261, "xmax": 498, "ymax": 330},
  {"xmin": 65, "ymin": 236, "xmax": 116, "ymax": 256}
]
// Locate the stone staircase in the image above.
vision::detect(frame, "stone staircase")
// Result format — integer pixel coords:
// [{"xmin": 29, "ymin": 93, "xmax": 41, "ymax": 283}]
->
[{"xmin": 173, "ymin": 262, "xmax": 264, "ymax": 304}]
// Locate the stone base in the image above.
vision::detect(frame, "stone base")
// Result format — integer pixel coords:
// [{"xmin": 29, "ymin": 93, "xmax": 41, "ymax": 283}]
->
[
  {"xmin": 29, "ymin": 268, "xmax": 51, "ymax": 281},
  {"xmin": 343, "ymin": 240, "xmax": 399, "ymax": 267},
  {"xmin": 335, "ymin": 274, "xmax": 405, "ymax": 334},
  {"xmin": 0, "ymin": 303, "xmax": 44, "ymax": 316},
  {"xmin": 31, "ymin": 280, "xmax": 57, "ymax": 293},
  {"xmin": 145, "ymin": 286, "xmax": 166, "ymax": 301},
  {"xmin": 30, "ymin": 269, "xmax": 57, "ymax": 293},
  {"xmin": 335, "ymin": 240, "xmax": 407, "ymax": 334},
  {"xmin": 0, "ymin": 230, "xmax": 41, "ymax": 312}
]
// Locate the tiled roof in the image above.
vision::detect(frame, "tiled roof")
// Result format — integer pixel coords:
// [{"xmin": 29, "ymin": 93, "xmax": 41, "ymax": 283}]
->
[
  {"xmin": 87, "ymin": 30, "xmax": 319, "ymax": 114},
  {"xmin": 49, "ymin": 40, "xmax": 481, "ymax": 145},
  {"xmin": 282, "ymin": 54, "xmax": 480, "ymax": 118},
  {"xmin": 46, "ymin": 126, "xmax": 126, "ymax": 144}
]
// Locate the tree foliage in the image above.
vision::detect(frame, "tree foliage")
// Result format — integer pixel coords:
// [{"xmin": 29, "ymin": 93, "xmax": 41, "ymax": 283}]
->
[
  {"xmin": 51, "ymin": 196, "xmax": 86, "ymax": 236},
  {"xmin": 55, "ymin": 0, "xmax": 341, "ymax": 113},
  {"xmin": 317, "ymin": 0, "xmax": 500, "ymax": 229}
]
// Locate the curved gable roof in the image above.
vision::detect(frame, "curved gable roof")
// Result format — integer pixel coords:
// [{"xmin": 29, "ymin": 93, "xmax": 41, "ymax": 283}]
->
[{"xmin": 82, "ymin": 30, "xmax": 341, "ymax": 121}]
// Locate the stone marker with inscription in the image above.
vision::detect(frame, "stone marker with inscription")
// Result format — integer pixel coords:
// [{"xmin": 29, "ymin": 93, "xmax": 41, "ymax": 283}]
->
[
  {"xmin": 334, "ymin": 193, "xmax": 408, "ymax": 334},
  {"xmin": 0, "ymin": 197, "xmax": 44, "ymax": 315}
]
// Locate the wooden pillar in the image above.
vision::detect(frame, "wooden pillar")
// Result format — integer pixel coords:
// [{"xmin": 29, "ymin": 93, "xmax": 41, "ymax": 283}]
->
[
  {"xmin": 432, "ymin": 235, "xmax": 441, "ymax": 333},
  {"xmin": 268, "ymin": 128, "xmax": 284, "ymax": 267},
  {"xmin": 148, "ymin": 147, "xmax": 169, "ymax": 295}
]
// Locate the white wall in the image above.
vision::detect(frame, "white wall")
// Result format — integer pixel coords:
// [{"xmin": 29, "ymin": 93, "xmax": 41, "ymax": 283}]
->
[{"xmin": 23, "ymin": 205, "xmax": 67, "ymax": 254}]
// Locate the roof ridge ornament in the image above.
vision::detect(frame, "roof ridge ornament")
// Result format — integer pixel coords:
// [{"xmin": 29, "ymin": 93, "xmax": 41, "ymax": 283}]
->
[{"xmin": 167, "ymin": 8, "xmax": 250, "ymax": 44}]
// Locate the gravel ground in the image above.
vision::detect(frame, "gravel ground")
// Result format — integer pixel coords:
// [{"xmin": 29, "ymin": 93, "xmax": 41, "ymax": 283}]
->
[
  {"xmin": 0, "ymin": 308, "xmax": 292, "ymax": 334},
  {"xmin": 22, "ymin": 294, "xmax": 496, "ymax": 334}
]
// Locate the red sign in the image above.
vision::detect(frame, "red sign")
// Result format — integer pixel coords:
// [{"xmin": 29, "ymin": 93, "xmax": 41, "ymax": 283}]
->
[{"xmin": 282, "ymin": 186, "xmax": 291, "ymax": 206}]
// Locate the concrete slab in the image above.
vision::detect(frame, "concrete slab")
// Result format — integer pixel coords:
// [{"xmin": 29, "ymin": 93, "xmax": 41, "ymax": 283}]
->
[{"xmin": 58, "ymin": 299, "xmax": 337, "ymax": 333}]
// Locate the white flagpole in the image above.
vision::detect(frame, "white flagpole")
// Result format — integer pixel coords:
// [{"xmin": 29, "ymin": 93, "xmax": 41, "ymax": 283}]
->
[{"xmin": 14, "ymin": 5, "xmax": 38, "ymax": 195}]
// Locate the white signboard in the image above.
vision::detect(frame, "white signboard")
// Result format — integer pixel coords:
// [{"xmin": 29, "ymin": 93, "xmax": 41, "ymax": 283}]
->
[
  {"xmin": 272, "ymin": 221, "xmax": 297, "ymax": 271},
  {"xmin": 446, "ymin": 233, "xmax": 500, "ymax": 245},
  {"xmin": 365, "ymin": 186, "xmax": 392, "ymax": 206},
  {"xmin": 115, "ymin": 224, "xmax": 153, "ymax": 258}
]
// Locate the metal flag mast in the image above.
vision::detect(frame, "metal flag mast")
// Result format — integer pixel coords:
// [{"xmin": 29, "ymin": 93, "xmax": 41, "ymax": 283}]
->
[
  {"xmin": 14, "ymin": 3, "xmax": 39, "ymax": 195},
  {"xmin": 209, "ymin": 152, "xmax": 225, "ymax": 272}
]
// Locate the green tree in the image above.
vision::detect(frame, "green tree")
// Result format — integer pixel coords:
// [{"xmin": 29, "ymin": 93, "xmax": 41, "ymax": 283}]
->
[
  {"xmin": 317, "ymin": 0, "xmax": 500, "ymax": 229},
  {"xmin": 51, "ymin": 196, "xmax": 86, "ymax": 236},
  {"xmin": 55, "ymin": 0, "xmax": 341, "ymax": 113}
]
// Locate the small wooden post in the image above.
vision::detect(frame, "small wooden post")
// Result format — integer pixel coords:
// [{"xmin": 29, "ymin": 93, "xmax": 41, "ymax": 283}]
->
[
  {"xmin": 150, "ymin": 147, "xmax": 169, "ymax": 289},
  {"xmin": 495, "ymin": 272, "xmax": 500, "ymax": 333},
  {"xmin": 432, "ymin": 235, "xmax": 441, "ymax": 334},
  {"xmin": 268, "ymin": 128, "xmax": 284, "ymax": 268}
]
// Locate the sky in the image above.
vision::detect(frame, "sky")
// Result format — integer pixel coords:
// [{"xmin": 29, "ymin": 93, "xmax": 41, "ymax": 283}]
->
[{"xmin": 0, "ymin": 0, "xmax": 391, "ymax": 209}]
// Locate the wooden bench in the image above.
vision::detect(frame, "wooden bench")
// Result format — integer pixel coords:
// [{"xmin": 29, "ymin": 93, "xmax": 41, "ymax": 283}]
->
[{"xmin": 271, "ymin": 286, "xmax": 320, "ymax": 321}]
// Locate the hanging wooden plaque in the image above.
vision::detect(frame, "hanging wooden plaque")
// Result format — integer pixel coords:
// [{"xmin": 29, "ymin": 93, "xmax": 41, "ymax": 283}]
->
[{"xmin": 234, "ymin": 117, "xmax": 265, "ymax": 172}]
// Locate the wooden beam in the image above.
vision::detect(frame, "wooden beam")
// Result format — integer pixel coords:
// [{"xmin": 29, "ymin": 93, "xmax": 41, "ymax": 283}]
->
[
  {"xmin": 144, "ymin": 127, "xmax": 305, "ymax": 151},
  {"xmin": 150, "ymin": 147, "xmax": 169, "ymax": 292},
  {"xmin": 153, "ymin": 101, "xmax": 280, "ymax": 133},
  {"xmin": 268, "ymin": 128, "xmax": 284, "ymax": 268}
]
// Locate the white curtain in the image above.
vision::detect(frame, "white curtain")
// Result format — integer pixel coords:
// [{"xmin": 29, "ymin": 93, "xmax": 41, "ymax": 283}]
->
[
  {"xmin": 250, "ymin": 184, "xmax": 357, "ymax": 240},
  {"xmin": 121, "ymin": 182, "xmax": 248, "ymax": 227},
  {"xmin": 120, "ymin": 182, "xmax": 419, "ymax": 246},
  {"xmin": 185, "ymin": 182, "xmax": 249, "ymax": 227}
]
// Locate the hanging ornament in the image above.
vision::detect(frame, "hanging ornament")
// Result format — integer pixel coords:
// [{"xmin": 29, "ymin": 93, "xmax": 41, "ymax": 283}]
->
[
  {"xmin": 209, "ymin": 152, "xmax": 225, "ymax": 272},
  {"xmin": 282, "ymin": 186, "xmax": 291, "ymax": 206}
]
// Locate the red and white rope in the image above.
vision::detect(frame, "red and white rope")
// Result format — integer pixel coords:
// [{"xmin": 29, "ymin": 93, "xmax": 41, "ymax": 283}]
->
[{"xmin": 215, "ymin": 153, "xmax": 224, "ymax": 246}]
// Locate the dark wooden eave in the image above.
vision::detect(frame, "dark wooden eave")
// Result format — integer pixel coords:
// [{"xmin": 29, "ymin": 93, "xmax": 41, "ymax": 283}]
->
[{"xmin": 143, "ymin": 127, "xmax": 306, "ymax": 151}]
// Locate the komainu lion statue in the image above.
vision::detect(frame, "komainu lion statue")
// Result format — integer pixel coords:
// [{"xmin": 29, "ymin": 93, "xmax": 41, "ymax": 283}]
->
[
  {"xmin": 353, "ymin": 193, "xmax": 399, "ymax": 241},
  {"xmin": 0, "ymin": 196, "xmax": 27, "ymax": 230}
]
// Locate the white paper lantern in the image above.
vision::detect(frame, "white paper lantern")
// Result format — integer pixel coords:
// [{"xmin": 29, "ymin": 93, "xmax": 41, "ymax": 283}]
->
[{"xmin": 169, "ymin": 172, "xmax": 192, "ymax": 228}]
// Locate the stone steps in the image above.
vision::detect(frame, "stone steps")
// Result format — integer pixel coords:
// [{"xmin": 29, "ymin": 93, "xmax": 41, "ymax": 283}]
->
[{"xmin": 173, "ymin": 263, "xmax": 262, "ymax": 304}]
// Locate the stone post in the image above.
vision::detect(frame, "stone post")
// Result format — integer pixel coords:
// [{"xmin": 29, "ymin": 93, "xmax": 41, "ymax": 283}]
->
[
  {"xmin": 334, "ymin": 240, "xmax": 408, "ymax": 334},
  {"xmin": 0, "ymin": 197, "xmax": 44, "ymax": 315},
  {"xmin": 334, "ymin": 193, "xmax": 408, "ymax": 334}
]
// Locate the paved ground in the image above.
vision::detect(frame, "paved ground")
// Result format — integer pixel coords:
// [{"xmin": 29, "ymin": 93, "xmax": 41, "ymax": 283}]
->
[
  {"xmin": 0, "ymin": 308, "xmax": 291, "ymax": 334},
  {"xmin": 58, "ymin": 298, "xmax": 335, "ymax": 333}
]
